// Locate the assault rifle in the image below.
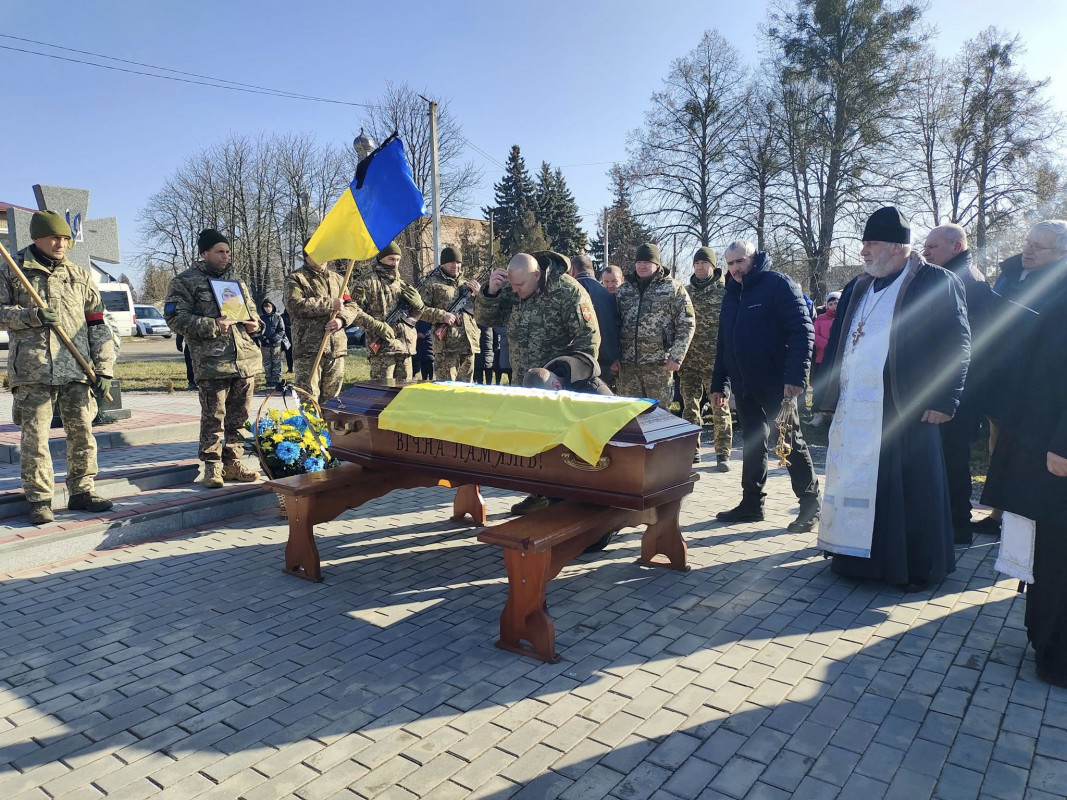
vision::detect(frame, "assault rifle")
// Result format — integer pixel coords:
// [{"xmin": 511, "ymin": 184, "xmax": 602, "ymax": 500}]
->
[
  {"xmin": 433, "ymin": 266, "xmax": 491, "ymax": 341},
  {"xmin": 367, "ymin": 274, "xmax": 426, "ymax": 355}
]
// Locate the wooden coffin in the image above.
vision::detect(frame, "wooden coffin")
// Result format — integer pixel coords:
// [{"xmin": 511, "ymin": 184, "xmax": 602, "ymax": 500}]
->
[{"xmin": 322, "ymin": 382, "xmax": 700, "ymax": 510}]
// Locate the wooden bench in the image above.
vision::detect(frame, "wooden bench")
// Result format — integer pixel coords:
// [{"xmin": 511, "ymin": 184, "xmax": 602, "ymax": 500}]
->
[
  {"xmin": 264, "ymin": 464, "xmax": 486, "ymax": 582},
  {"xmin": 477, "ymin": 495, "xmax": 691, "ymax": 663}
]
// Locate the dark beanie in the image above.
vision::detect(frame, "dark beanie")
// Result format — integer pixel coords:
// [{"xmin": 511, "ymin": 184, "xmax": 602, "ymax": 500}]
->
[
  {"xmin": 377, "ymin": 242, "xmax": 402, "ymax": 261},
  {"xmin": 440, "ymin": 245, "xmax": 461, "ymax": 264},
  {"xmin": 693, "ymin": 246, "xmax": 716, "ymax": 266},
  {"xmin": 30, "ymin": 210, "xmax": 72, "ymax": 240},
  {"xmin": 197, "ymin": 229, "xmax": 229, "ymax": 254},
  {"xmin": 571, "ymin": 254, "xmax": 594, "ymax": 274},
  {"xmin": 862, "ymin": 207, "xmax": 911, "ymax": 244},
  {"xmin": 636, "ymin": 242, "xmax": 661, "ymax": 266}
]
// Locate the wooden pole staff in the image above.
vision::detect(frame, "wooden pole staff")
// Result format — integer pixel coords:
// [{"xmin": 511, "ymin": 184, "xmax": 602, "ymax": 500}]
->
[
  {"xmin": 307, "ymin": 258, "xmax": 357, "ymax": 385},
  {"xmin": 0, "ymin": 240, "xmax": 112, "ymax": 401}
]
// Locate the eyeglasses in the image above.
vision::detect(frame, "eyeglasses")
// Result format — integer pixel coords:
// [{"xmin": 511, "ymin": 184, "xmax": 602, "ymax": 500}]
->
[
  {"xmin": 1024, "ymin": 239, "xmax": 1058, "ymax": 251},
  {"xmin": 725, "ymin": 258, "xmax": 748, "ymax": 267}
]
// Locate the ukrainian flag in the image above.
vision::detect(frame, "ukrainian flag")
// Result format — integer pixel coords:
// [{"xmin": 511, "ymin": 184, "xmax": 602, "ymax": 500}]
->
[{"xmin": 305, "ymin": 135, "xmax": 427, "ymax": 264}]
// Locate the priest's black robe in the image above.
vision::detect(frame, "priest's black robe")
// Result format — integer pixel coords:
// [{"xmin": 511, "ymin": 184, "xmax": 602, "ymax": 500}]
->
[{"xmin": 816, "ymin": 258, "xmax": 970, "ymax": 586}]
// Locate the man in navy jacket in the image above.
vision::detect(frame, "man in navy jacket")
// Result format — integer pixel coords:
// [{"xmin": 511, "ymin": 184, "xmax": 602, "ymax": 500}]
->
[{"xmin": 710, "ymin": 240, "xmax": 820, "ymax": 532}]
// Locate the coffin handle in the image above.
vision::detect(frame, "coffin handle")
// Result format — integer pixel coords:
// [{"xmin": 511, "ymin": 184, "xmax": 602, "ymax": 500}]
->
[
  {"xmin": 562, "ymin": 451, "xmax": 610, "ymax": 471},
  {"xmin": 329, "ymin": 419, "xmax": 363, "ymax": 434}
]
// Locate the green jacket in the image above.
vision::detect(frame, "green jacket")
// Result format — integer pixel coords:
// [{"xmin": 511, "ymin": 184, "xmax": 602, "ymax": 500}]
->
[
  {"xmin": 285, "ymin": 264, "xmax": 374, "ymax": 360},
  {"xmin": 474, "ymin": 259, "xmax": 600, "ymax": 379},
  {"xmin": 163, "ymin": 263, "xmax": 263, "ymax": 380},
  {"xmin": 353, "ymin": 264, "xmax": 448, "ymax": 357},
  {"xmin": 684, "ymin": 270, "xmax": 726, "ymax": 369},
  {"xmin": 617, "ymin": 267, "xmax": 696, "ymax": 367},
  {"xmin": 0, "ymin": 247, "xmax": 115, "ymax": 388},
  {"xmin": 419, "ymin": 267, "xmax": 481, "ymax": 356}
]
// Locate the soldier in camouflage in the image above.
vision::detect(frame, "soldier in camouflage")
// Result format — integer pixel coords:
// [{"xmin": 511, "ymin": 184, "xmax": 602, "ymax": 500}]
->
[
  {"xmin": 476, "ymin": 250, "xmax": 601, "ymax": 517},
  {"xmin": 614, "ymin": 243, "xmax": 696, "ymax": 412},
  {"xmin": 419, "ymin": 245, "xmax": 480, "ymax": 381},
  {"xmin": 0, "ymin": 211, "xmax": 116, "ymax": 525},
  {"xmin": 285, "ymin": 246, "xmax": 385, "ymax": 403},
  {"xmin": 475, "ymin": 251, "xmax": 600, "ymax": 380},
  {"xmin": 679, "ymin": 246, "xmax": 733, "ymax": 470},
  {"xmin": 353, "ymin": 242, "xmax": 452, "ymax": 383},
  {"xmin": 164, "ymin": 230, "xmax": 263, "ymax": 488}
]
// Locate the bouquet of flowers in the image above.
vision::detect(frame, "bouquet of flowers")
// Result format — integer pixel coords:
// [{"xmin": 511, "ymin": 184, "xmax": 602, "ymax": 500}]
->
[{"xmin": 247, "ymin": 402, "xmax": 338, "ymax": 479}]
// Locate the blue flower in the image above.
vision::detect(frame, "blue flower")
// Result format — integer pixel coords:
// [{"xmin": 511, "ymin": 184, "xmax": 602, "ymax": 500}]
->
[
  {"xmin": 256, "ymin": 418, "xmax": 274, "ymax": 435},
  {"xmin": 289, "ymin": 415, "xmax": 310, "ymax": 434},
  {"xmin": 320, "ymin": 431, "xmax": 332, "ymax": 447},
  {"xmin": 302, "ymin": 456, "xmax": 325, "ymax": 472},
  {"xmin": 276, "ymin": 441, "xmax": 301, "ymax": 464}
]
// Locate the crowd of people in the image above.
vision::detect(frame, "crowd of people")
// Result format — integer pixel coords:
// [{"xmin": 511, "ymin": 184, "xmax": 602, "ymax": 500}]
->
[{"xmin": 4, "ymin": 208, "xmax": 1067, "ymax": 687}]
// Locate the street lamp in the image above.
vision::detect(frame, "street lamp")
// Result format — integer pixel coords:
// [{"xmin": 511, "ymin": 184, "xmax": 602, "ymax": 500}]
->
[{"xmin": 353, "ymin": 128, "xmax": 376, "ymax": 161}]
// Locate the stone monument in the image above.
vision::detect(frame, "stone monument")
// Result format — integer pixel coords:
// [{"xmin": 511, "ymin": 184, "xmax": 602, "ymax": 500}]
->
[{"xmin": 6, "ymin": 185, "xmax": 130, "ymax": 422}]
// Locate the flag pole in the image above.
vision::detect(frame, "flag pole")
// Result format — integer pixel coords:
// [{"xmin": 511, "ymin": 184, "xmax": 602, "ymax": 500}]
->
[
  {"xmin": 0, "ymin": 240, "xmax": 112, "ymax": 401},
  {"xmin": 306, "ymin": 258, "xmax": 356, "ymax": 388}
]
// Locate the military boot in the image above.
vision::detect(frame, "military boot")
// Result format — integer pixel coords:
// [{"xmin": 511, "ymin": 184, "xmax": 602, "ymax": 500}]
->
[
  {"xmin": 203, "ymin": 461, "xmax": 224, "ymax": 489},
  {"xmin": 222, "ymin": 461, "xmax": 259, "ymax": 483},
  {"xmin": 68, "ymin": 492, "xmax": 114, "ymax": 513},
  {"xmin": 510, "ymin": 494, "xmax": 549, "ymax": 516},
  {"xmin": 28, "ymin": 501, "xmax": 54, "ymax": 526}
]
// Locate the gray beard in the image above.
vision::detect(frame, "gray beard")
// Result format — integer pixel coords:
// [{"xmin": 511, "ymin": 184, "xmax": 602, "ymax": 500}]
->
[{"xmin": 864, "ymin": 250, "xmax": 901, "ymax": 278}]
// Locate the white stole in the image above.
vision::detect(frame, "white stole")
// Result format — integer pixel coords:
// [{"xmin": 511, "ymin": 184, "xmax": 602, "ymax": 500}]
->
[
  {"xmin": 995, "ymin": 512, "xmax": 1035, "ymax": 583},
  {"xmin": 818, "ymin": 274, "xmax": 906, "ymax": 557}
]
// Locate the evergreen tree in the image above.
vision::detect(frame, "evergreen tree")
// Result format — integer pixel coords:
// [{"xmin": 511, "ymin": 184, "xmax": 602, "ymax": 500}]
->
[
  {"xmin": 590, "ymin": 167, "xmax": 656, "ymax": 270},
  {"xmin": 485, "ymin": 145, "xmax": 536, "ymax": 257},
  {"xmin": 512, "ymin": 209, "xmax": 551, "ymax": 254},
  {"xmin": 535, "ymin": 162, "xmax": 588, "ymax": 256}
]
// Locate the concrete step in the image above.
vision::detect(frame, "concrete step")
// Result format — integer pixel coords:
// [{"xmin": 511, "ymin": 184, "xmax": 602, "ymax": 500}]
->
[
  {"xmin": 0, "ymin": 417, "xmax": 201, "ymax": 464},
  {"xmin": 0, "ymin": 477, "xmax": 278, "ymax": 575},
  {"xmin": 0, "ymin": 460, "xmax": 202, "ymax": 521}
]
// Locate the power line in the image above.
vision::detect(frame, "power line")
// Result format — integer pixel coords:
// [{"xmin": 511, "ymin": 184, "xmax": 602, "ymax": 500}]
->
[{"xmin": 0, "ymin": 37, "xmax": 375, "ymax": 108}]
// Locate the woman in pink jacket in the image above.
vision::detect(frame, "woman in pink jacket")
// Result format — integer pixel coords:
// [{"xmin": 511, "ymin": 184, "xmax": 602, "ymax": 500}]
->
[{"xmin": 809, "ymin": 291, "xmax": 839, "ymax": 426}]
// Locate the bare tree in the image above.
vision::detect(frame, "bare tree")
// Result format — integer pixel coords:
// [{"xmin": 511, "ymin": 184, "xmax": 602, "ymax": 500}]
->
[
  {"xmin": 626, "ymin": 31, "xmax": 749, "ymax": 249},
  {"xmin": 360, "ymin": 82, "xmax": 481, "ymax": 279}
]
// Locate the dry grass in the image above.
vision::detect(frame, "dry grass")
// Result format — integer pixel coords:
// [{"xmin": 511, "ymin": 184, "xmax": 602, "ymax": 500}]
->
[{"xmin": 3, "ymin": 351, "xmax": 373, "ymax": 393}]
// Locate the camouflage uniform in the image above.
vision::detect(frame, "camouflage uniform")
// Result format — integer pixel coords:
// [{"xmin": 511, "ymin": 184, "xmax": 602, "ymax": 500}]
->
[
  {"xmin": 285, "ymin": 264, "xmax": 376, "ymax": 403},
  {"xmin": 679, "ymin": 271, "xmax": 733, "ymax": 458},
  {"xmin": 0, "ymin": 247, "xmax": 115, "ymax": 502},
  {"xmin": 474, "ymin": 255, "xmax": 600, "ymax": 378},
  {"xmin": 615, "ymin": 268, "xmax": 696, "ymax": 408},
  {"xmin": 419, "ymin": 267, "xmax": 480, "ymax": 381},
  {"xmin": 164, "ymin": 263, "xmax": 262, "ymax": 464},
  {"xmin": 354, "ymin": 263, "xmax": 449, "ymax": 383}
]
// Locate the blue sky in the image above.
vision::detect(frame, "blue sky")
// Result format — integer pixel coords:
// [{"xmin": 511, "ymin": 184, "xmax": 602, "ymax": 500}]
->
[{"xmin": 4, "ymin": 0, "xmax": 1065, "ymax": 277}]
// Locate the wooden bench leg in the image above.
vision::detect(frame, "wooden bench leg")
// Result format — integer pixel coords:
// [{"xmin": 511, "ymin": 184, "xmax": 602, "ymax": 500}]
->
[
  {"xmin": 283, "ymin": 496, "xmax": 323, "ymax": 582},
  {"xmin": 640, "ymin": 498, "xmax": 690, "ymax": 571},
  {"xmin": 452, "ymin": 484, "xmax": 487, "ymax": 525},
  {"xmin": 496, "ymin": 549, "xmax": 559, "ymax": 663}
]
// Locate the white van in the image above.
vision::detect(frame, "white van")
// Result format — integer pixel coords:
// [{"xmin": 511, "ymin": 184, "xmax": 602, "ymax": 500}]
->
[{"xmin": 98, "ymin": 282, "xmax": 136, "ymax": 337}]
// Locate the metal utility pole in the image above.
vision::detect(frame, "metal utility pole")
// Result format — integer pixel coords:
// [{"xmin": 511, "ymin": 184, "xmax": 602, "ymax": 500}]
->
[
  {"xmin": 488, "ymin": 209, "xmax": 495, "ymax": 268},
  {"xmin": 427, "ymin": 99, "xmax": 442, "ymax": 277}
]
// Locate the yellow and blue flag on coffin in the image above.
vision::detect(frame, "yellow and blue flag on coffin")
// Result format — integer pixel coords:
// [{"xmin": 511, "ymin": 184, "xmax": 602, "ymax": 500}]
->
[{"xmin": 304, "ymin": 135, "xmax": 427, "ymax": 264}]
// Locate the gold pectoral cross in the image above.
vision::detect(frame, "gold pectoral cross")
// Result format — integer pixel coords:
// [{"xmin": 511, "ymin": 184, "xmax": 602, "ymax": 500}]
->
[{"xmin": 851, "ymin": 321, "xmax": 865, "ymax": 348}]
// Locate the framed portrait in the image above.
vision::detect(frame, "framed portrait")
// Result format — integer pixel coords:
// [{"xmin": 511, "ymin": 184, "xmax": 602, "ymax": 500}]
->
[{"xmin": 209, "ymin": 279, "xmax": 251, "ymax": 322}]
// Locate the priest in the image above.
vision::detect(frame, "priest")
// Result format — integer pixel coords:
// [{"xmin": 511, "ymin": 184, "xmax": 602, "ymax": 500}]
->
[{"xmin": 814, "ymin": 207, "xmax": 970, "ymax": 590}]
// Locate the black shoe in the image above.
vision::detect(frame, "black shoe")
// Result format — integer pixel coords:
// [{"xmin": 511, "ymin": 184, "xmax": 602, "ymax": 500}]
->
[
  {"xmin": 787, "ymin": 503, "xmax": 821, "ymax": 533},
  {"xmin": 900, "ymin": 581, "xmax": 928, "ymax": 593},
  {"xmin": 716, "ymin": 457, "xmax": 730, "ymax": 473},
  {"xmin": 510, "ymin": 494, "xmax": 549, "ymax": 516},
  {"xmin": 716, "ymin": 504, "xmax": 765, "ymax": 523},
  {"xmin": 1037, "ymin": 663, "xmax": 1067, "ymax": 688},
  {"xmin": 68, "ymin": 492, "xmax": 113, "ymax": 513},
  {"xmin": 972, "ymin": 516, "xmax": 1001, "ymax": 536}
]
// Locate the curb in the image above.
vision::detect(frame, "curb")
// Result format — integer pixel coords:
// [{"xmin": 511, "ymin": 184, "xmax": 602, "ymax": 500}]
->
[{"xmin": 0, "ymin": 421, "xmax": 202, "ymax": 464}]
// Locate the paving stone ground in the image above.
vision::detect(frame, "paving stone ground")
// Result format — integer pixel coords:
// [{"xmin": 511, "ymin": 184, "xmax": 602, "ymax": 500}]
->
[{"xmin": 1, "ymin": 445, "xmax": 1064, "ymax": 800}]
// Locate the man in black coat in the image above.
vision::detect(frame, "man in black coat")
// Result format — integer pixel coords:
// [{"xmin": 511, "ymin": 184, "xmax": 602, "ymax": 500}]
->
[
  {"xmin": 710, "ymin": 240, "xmax": 820, "ymax": 532},
  {"xmin": 570, "ymin": 255, "xmax": 620, "ymax": 387},
  {"xmin": 922, "ymin": 224, "xmax": 997, "ymax": 544},
  {"xmin": 983, "ymin": 219, "xmax": 1067, "ymax": 687},
  {"xmin": 816, "ymin": 207, "xmax": 969, "ymax": 591}
]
